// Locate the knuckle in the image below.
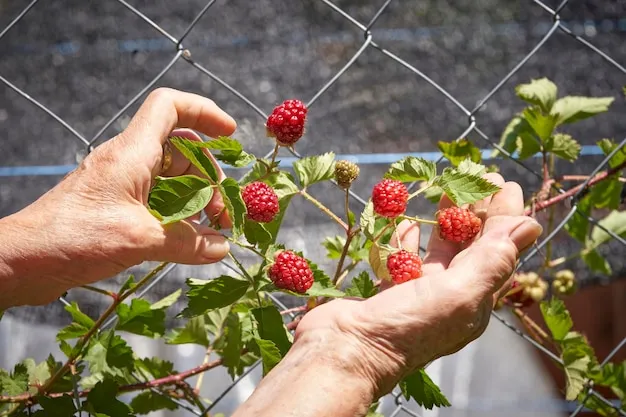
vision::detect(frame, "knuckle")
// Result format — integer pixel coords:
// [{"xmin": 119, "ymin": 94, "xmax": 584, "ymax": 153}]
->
[{"xmin": 148, "ymin": 87, "xmax": 174, "ymax": 104}]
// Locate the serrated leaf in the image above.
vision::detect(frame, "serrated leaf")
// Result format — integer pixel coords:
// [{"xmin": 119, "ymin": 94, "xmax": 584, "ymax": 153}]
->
[
  {"xmin": 118, "ymin": 275, "xmax": 136, "ymax": 295},
  {"xmin": 219, "ymin": 178, "xmax": 246, "ymax": 238},
  {"xmin": 544, "ymin": 134, "xmax": 581, "ymax": 162},
  {"xmin": 400, "ymin": 369, "xmax": 451, "ymax": 409},
  {"xmin": 206, "ymin": 307, "xmax": 231, "ymax": 337},
  {"xmin": 360, "ymin": 201, "xmax": 376, "ymax": 239},
  {"xmin": 582, "ymin": 249, "xmax": 612, "ymax": 275},
  {"xmin": 24, "ymin": 359, "xmax": 50, "ymax": 387},
  {"xmin": 598, "ymin": 139, "xmax": 626, "ymax": 169},
  {"xmin": 438, "ymin": 139, "xmax": 481, "ymax": 167},
  {"xmin": 251, "ymin": 306, "xmax": 292, "ymax": 356},
  {"xmin": 148, "ymin": 175, "xmax": 214, "ymax": 225},
  {"xmin": 589, "ymin": 179, "xmax": 622, "ymax": 210},
  {"xmin": 130, "ymin": 391, "xmax": 178, "ymax": 415},
  {"xmin": 384, "ymin": 156, "xmax": 437, "ymax": 183},
  {"xmin": 255, "ymin": 338, "xmax": 282, "ymax": 375},
  {"xmin": 170, "ymin": 137, "xmax": 220, "ymax": 182},
  {"xmin": 434, "ymin": 168, "xmax": 501, "ymax": 206},
  {"xmin": 165, "ymin": 315, "xmax": 209, "ymax": 347},
  {"xmin": 184, "ymin": 136, "xmax": 255, "ymax": 168},
  {"xmin": 0, "ymin": 364, "xmax": 28, "ymax": 395},
  {"xmin": 221, "ymin": 312, "xmax": 242, "ymax": 378},
  {"xmin": 181, "ymin": 276, "xmax": 250, "ymax": 318},
  {"xmin": 115, "ymin": 290, "xmax": 180, "ymax": 338},
  {"xmin": 135, "ymin": 357, "xmax": 175, "ymax": 379},
  {"xmin": 551, "ymin": 96, "xmax": 614, "ymax": 125},
  {"xmin": 244, "ymin": 220, "xmax": 272, "ymax": 245},
  {"xmin": 540, "ymin": 298, "xmax": 573, "ymax": 342},
  {"xmin": 345, "ymin": 271, "xmax": 377, "ymax": 298},
  {"xmin": 591, "ymin": 361, "xmax": 626, "ymax": 400},
  {"xmin": 492, "ymin": 115, "xmax": 529, "ymax": 158},
  {"xmin": 424, "ymin": 185, "xmax": 444, "ymax": 204},
  {"xmin": 84, "ymin": 380, "xmax": 132, "ymax": 417},
  {"xmin": 516, "ymin": 131, "xmax": 542, "ymax": 160},
  {"xmin": 565, "ymin": 200, "xmax": 590, "ymax": 243},
  {"xmin": 83, "ymin": 331, "xmax": 135, "ymax": 381},
  {"xmin": 578, "ymin": 394, "xmax": 619, "ymax": 416},
  {"xmin": 306, "ymin": 282, "xmax": 345, "ymax": 298},
  {"xmin": 36, "ymin": 394, "xmax": 77, "ymax": 415},
  {"xmin": 322, "ymin": 235, "xmax": 368, "ymax": 262},
  {"xmin": 64, "ymin": 302, "xmax": 94, "ymax": 328},
  {"xmin": 563, "ymin": 347, "xmax": 591, "ymax": 401},
  {"xmin": 457, "ymin": 159, "xmax": 487, "ymax": 176},
  {"xmin": 368, "ymin": 242, "xmax": 392, "ymax": 281},
  {"xmin": 586, "ymin": 211, "xmax": 626, "ymax": 251},
  {"xmin": 515, "ymin": 78, "xmax": 558, "ymax": 113},
  {"xmin": 293, "ymin": 152, "xmax": 336, "ymax": 188},
  {"xmin": 57, "ymin": 302, "xmax": 94, "ymax": 341},
  {"xmin": 522, "ymin": 107, "xmax": 557, "ymax": 141}
]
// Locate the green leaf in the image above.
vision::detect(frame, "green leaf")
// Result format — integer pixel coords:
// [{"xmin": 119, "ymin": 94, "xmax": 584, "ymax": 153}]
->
[
  {"xmin": 582, "ymin": 249, "xmax": 612, "ymax": 275},
  {"xmin": 522, "ymin": 107, "xmax": 557, "ymax": 142},
  {"xmin": 515, "ymin": 78, "xmax": 558, "ymax": 113},
  {"xmin": 592, "ymin": 361, "xmax": 626, "ymax": 400},
  {"xmin": 400, "ymin": 369, "xmax": 451, "ymax": 409},
  {"xmin": 206, "ymin": 307, "xmax": 231, "ymax": 337},
  {"xmin": 221, "ymin": 312, "xmax": 243, "ymax": 378},
  {"xmin": 565, "ymin": 200, "xmax": 590, "ymax": 243},
  {"xmin": 293, "ymin": 152, "xmax": 336, "ymax": 187},
  {"xmin": 539, "ymin": 298, "xmax": 573, "ymax": 342},
  {"xmin": 170, "ymin": 137, "xmax": 219, "ymax": 182},
  {"xmin": 135, "ymin": 357, "xmax": 175, "ymax": 379},
  {"xmin": 586, "ymin": 211, "xmax": 626, "ymax": 252},
  {"xmin": 118, "ymin": 275, "xmax": 136, "ymax": 295},
  {"xmin": 322, "ymin": 235, "xmax": 368, "ymax": 262},
  {"xmin": 185, "ymin": 136, "xmax": 255, "ymax": 168},
  {"xmin": 306, "ymin": 282, "xmax": 345, "ymax": 298},
  {"xmin": 84, "ymin": 379, "xmax": 133, "ymax": 417},
  {"xmin": 544, "ymin": 134, "xmax": 581, "ymax": 162},
  {"xmin": 551, "ymin": 96, "xmax": 615, "ymax": 125},
  {"xmin": 23, "ymin": 359, "xmax": 50, "ymax": 387},
  {"xmin": 0, "ymin": 364, "xmax": 28, "ymax": 395},
  {"xmin": 588, "ymin": 179, "xmax": 622, "ymax": 210},
  {"xmin": 434, "ymin": 168, "xmax": 501, "ymax": 206},
  {"xmin": 563, "ymin": 348, "xmax": 591, "ymax": 401},
  {"xmin": 578, "ymin": 394, "xmax": 620, "ymax": 416},
  {"xmin": 64, "ymin": 302, "xmax": 95, "ymax": 328},
  {"xmin": 438, "ymin": 139, "xmax": 481, "ymax": 167},
  {"xmin": 366, "ymin": 401, "xmax": 384, "ymax": 417},
  {"xmin": 368, "ymin": 241, "xmax": 392, "ymax": 281},
  {"xmin": 457, "ymin": 159, "xmax": 487, "ymax": 177},
  {"xmin": 255, "ymin": 338, "xmax": 282, "ymax": 375},
  {"xmin": 83, "ymin": 331, "xmax": 135, "ymax": 381},
  {"xmin": 36, "ymin": 394, "xmax": 77, "ymax": 415},
  {"xmin": 148, "ymin": 175, "xmax": 214, "ymax": 225},
  {"xmin": 598, "ymin": 139, "xmax": 626, "ymax": 169},
  {"xmin": 181, "ymin": 276, "xmax": 250, "ymax": 318},
  {"xmin": 492, "ymin": 115, "xmax": 529, "ymax": 158},
  {"xmin": 57, "ymin": 322, "xmax": 92, "ymax": 341},
  {"xmin": 244, "ymin": 220, "xmax": 272, "ymax": 245},
  {"xmin": 219, "ymin": 178, "xmax": 246, "ymax": 239},
  {"xmin": 360, "ymin": 201, "xmax": 376, "ymax": 239},
  {"xmin": 131, "ymin": 391, "xmax": 178, "ymax": 415},
  {"xmin": 165, "ymin": 316, "xmax": 209, "ymax": 347},
  {"xmin": 424, "ymin": 185, "xmax": 444, "ymax": 204},
  {"xmin": 116, "ymin": 290, "xmax": 180, "ymax": 338},
  {"xmin": 384, "ymin": 156, "xmax": 437, "ymax": 183},
  {"xmin": 251, "ymin": 306, "xmax": 292, "ymax": 356},
  {"xmin": 515, "ymin": 131, "xmax": 541, "ymax": 160},
  {"xmin": 345, "ymin": 271, "xmax": 377, "ymax": 298}
]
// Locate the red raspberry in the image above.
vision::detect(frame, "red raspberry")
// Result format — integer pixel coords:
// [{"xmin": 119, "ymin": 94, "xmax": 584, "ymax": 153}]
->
[
  {"xmin": 266, "ymin": 99, "xmax": 308, "ymax": 146},
  {"xmin": 372, "ymin": 179, "xmax": 408, "ymax": 218},
  {"xmin": 242, "ymin": 181, "xmax": 279, "ymax": 223},
  {"xmin": 268, "ymin": 250, "xmax": 314, "ymax": 293},
  {"xmin": 436, "ymin": 207, "xmax": 482, "ymax": 243},
  {"xmin": 386, "ymin": 250, "xmax": 423, "ymax": 284}
]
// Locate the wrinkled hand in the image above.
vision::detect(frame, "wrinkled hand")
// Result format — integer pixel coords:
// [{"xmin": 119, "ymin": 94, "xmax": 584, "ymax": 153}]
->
[
  {"xmin": 294, "ymin": 174, "xmax": 543, "ymax": 397},
  {"xmin": 6, "ymin": 88, "xmax": 236, "ymax": 306}
]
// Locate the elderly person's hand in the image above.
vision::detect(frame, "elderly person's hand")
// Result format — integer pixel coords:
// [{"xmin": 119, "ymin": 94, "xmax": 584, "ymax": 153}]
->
[
  {"xmin": 0, "ymin": 89, "xmax": 236, "ymax": 308},
  {"xmin": 233, "ymin": 175, "xmax": 542, "ymax": 417}
]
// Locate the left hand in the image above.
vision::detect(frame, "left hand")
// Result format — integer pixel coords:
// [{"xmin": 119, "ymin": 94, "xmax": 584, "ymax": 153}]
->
[{"xmin": 1, "ymin": 88, "xmax": 236, "ymax": 307}]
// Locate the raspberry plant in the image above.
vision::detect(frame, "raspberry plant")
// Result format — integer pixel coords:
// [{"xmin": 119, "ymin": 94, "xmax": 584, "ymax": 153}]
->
[{"xmin": 0, "ymin": 78, "xmax": 625, "ymax": 416}]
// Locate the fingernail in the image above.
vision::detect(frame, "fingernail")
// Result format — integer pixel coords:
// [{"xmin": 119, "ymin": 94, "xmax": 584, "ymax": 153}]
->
[
  {"xmin": 202, "ymin": 234, "xmax": 230, "ymax": 260},
  {"xmin": 509, "ymin": 218, "xmax": 543, "ymax": 252}
]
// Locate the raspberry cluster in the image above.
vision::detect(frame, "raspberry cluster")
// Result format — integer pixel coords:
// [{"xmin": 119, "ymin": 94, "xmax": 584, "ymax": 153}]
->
[
  {"xmin": 242, "ymin": 181, "xmax": 280, "ymax": 223},
  {"xmin": 436, "ymin": 207, "xmax": 482, "ymax": 243},
  {"xmin": 268, "ymin": 250, "xmax": 314, "ymax": 294},
  {"xmin": 266, "ymin": 99, "xmax": 308, "ymax": 146},
  {"xmin": 372, "ymin": 179, "xmax": 409, "ymax": 218},
  {"xmin": 386, "ymin": 250, "xmax": 423, "ymax": 284}
]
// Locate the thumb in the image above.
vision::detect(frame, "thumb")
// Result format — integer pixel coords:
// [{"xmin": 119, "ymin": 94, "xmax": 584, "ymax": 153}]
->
[
  {"xmin": 447, "ymin": 216, "xmax": 542, "ymax": 298},
  {"xmin": 147, "ymin": 219, "xmax": 230, "ymax": 265}
]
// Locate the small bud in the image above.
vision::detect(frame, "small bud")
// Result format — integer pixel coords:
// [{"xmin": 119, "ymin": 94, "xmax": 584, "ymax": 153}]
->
[
  {"xmin": 334, "ymin": 160, "xmax": 360, "ymax": 189},
  {"xmin": 553, "ymin": 269, "xmax": 577, "ymax": 296}
]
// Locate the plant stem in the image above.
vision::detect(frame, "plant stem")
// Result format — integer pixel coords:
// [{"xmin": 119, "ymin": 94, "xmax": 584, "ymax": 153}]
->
[
  {"xmin": 408, "ymin": 184, "xmax": 431, "ymax": 200},
  {"xmin": 335, "ymin": 261, "xmax": 359, "ymax": 289},
  {"xmin": 513, "ymin": 307, "xmax": 550, "ymax": 341},
  {"xmin": 39, "ymin": 262, "xmax": 169, "ymax": 394},
  {"xmin": 299, "ymin": 190, "xmax": 349, "ymax": 232},
  {"xmin": 79, "ymin": 285, "xmax": 115, "ymax": 298},
  {"xmin": 193, "ymin": 347, "xmax": 213, "ymax": 395},
  {"xmin": 398, "ymin": 215, "xmax": 437, "ymax": 225},
  {"xmin": 269, "ymin": 143, "xmax": 280, "ymax": 168},
  {"xmin": 372, "ymin": 223, "xmax": 393, "ymax": 242},
  {"xmin": 332, "ymin": 190, "xmax": 356, "ymax": 285},
  {"xmin": 526, "ymin": 159, "xmax": 626, "ymax": 215}
]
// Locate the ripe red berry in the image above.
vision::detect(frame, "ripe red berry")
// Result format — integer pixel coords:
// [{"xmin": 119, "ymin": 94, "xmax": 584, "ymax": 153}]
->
[
  {"xmin": 386, "ymin": 250, "xmax": 423, "ymax": 284},
  {"xmin": 268, "ymin": 250, "xmax": 314, "ymax": 293},
  {"xmin": 242, "ymin": 181, "xmax": 279, "ymax": 223},
  {"xmin": 266, "ymin": 99, "xmax": 308, "ymax": 146},
  {"xmin": 436, "ymin": 207, "xmax": 482, "ymax": 243},
  {"xmin": 372, "ymin": 179, "xmax": 408, "ymax": 218}
]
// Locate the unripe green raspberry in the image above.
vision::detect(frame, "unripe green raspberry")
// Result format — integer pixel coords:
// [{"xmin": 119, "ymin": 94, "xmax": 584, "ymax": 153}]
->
[
  {"xmin": 334, "ymin": 160, "xmax": 360, "ymax": 189},
  {"xmin": 553, "ymin": 269, "xmax": 576, "ymax": 296}
]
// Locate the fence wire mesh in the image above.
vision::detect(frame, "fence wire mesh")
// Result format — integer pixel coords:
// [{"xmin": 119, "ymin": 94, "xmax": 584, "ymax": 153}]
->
[{"xmin": 0, "ymin": 0, "xmax": 625, "ymax": 416}]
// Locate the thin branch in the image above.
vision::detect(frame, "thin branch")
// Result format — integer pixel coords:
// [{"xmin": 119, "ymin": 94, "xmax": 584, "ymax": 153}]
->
[
  {"xmin": 299, "ymin": 190, "xmax": 348, "ymax": 231},
  {"xmin": 79, "ymin": 285, "xmax": 115, "ymax": 298}
]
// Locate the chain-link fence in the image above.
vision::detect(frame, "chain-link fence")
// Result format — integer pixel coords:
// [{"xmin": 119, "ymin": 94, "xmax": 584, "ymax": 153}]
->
[{"xmin": 1, "ymin": 0, "xmax": 625, "ymax": 416}]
